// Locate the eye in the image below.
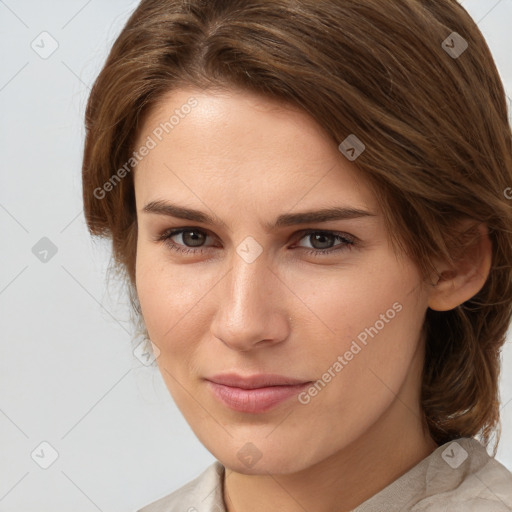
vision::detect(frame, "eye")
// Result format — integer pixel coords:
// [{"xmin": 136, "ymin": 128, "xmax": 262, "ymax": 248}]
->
[
  {"xmin": 294, "ymin": 230, "xmax": 356, "ymax": 257},
  {"xmin": 156, "ymin": 228, "xmax": 357, "ymax": 257},
  {"xmin": 157, "ymin": 228, "xmax": 216, "ymax": 255}
]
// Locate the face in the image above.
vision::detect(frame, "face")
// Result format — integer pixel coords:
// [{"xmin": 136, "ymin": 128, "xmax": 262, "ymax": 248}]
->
[{"xmin": 133, "ymin": 87, "xmax": 432, "ymax": 474}]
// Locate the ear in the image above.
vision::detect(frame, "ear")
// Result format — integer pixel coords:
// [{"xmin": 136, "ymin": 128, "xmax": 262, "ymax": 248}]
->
[{"xmin": 428, "ymin": 221, "xmax": 492, "ymax": 312}]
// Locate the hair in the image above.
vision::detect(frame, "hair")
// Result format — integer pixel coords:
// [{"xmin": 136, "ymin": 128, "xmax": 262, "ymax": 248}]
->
[{"xmin": 82, "ymin": 0, "xmax": 512, "ymax": 455}]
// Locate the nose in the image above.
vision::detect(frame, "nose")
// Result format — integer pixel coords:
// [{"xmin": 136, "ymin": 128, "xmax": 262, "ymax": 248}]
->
[{"xmin": 209, "ymin": 253, "xmax": 291, "ymax": 351}]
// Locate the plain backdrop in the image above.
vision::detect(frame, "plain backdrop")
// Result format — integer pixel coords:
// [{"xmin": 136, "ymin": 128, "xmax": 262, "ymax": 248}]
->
[{"xmin": 0, "ymin": 1, "xmax": 511, "ymax": 511}]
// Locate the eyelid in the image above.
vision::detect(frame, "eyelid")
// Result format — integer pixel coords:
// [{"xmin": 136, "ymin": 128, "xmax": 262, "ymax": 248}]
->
[
  {"xmin": 294, "ymin": 228, "xmax": 356, "ymax": 244},
  {"xmin": 155, "ymin": 226, "xmax": 218, "ymax": 245},
  {"xmin": 156, "ymin": 226, "xmax": 357, "ymax": 243},
  {"xmin": 156, "ymin": 226, "xmax": 359, "ymax": 258}
]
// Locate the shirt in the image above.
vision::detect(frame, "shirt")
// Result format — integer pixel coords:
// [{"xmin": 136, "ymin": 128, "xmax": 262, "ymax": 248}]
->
[{"xmin": 136, "ymin": 437, "xmax": 512, "ymax": 511}]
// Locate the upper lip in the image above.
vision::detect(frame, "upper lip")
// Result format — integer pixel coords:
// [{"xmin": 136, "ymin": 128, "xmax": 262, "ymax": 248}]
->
[{"xmin": 206, "ymin": 373, "xmax": 311, "ymax": 389}]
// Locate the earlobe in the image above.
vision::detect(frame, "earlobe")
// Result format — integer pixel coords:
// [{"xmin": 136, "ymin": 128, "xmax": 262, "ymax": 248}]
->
[{"xmin": 428, "ymin": 222, "xmax": 492, "ymax": 312}]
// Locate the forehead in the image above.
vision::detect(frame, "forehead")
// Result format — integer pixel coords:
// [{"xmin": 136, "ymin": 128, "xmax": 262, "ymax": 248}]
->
[{"xmin": 133, "ymin": 87, "xmax": 378, "ymax": 216}]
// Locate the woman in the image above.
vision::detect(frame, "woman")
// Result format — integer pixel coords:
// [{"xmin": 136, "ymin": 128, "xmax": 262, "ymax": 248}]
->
[{"xmin": 81, "ymin": 0, "xmax": 512, "ymax": 510}]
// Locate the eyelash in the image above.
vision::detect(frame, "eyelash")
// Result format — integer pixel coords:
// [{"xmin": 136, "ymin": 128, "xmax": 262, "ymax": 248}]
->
[{"xmin": 155, "ymin": 228, "xmax": 356, "ymax": 257}]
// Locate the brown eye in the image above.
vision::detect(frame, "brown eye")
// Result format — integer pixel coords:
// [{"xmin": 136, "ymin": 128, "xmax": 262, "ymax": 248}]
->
[
  {"xmin": 295, "ymin": 230, "xmax": 356, "ymax": 256},
  {"xmin": 158, "ymin": 228, "xmax": 215, "ymax": 254},
  {"xmin": 179, "ymin": 230, "xmax": 208, "ymax": 247},
  {"xmin": 156, "ymin": 227, "xmax": 356, "ymax": 257}
]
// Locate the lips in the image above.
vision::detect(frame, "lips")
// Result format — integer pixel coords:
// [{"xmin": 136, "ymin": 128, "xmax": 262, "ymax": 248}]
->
[
  {"xmin": 206, "ymin": 372, "xmax": 311, "ymax": 388},
  {"xmin": 205, "ymin": 373, "xmax": 312, "ymax": 413}
]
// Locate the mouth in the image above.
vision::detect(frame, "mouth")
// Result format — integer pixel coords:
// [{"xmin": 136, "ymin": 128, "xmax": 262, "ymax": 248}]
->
[{"xmin": 205, "ymin": 373, "xmax": 312, "ymax": 413}]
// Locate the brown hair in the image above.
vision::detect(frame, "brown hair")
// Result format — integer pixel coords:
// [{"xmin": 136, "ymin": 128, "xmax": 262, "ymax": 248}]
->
[{"xmin": 82, "ymin": 0, "xmax": 512, "ymax": 454}]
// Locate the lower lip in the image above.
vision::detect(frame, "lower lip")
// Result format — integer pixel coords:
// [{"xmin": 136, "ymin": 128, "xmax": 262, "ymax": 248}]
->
[{"xmin": 206, "ymin": 381, "xmax": 311, "ymax": 413}]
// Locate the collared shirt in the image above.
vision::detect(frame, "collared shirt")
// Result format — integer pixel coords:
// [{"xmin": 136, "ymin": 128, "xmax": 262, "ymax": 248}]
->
[{"xmin": 137, "ymin": 437, "xmax": 512, "ymax": 511}]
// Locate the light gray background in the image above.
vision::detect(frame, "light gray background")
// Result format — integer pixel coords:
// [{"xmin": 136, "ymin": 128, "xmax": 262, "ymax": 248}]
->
[{"xmin": 0, "ymin": 1, "xmax": 511, "ymax": 511}]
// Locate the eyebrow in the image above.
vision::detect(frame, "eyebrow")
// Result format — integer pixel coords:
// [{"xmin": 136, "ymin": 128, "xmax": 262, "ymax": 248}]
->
[{"xmin": 142, "ymin": 200, "xmax": 376, "ymax": 231}]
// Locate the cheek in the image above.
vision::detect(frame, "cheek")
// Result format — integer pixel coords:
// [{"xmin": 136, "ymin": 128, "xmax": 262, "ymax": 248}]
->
[
  {"xmin": 289, "ymin": 271, "xmax": 427, "ymax": 447},
  {"xmin": 135, "ymin": 250, "xmax": 220, "ymax": 418},
  {"xmin": 287, "ymin": 258, "xmax": 427, "ymax": 407},
  {"xmin": 287, "ymin": 260, "xmax": 423, "ymax": 345},
  {"xmin": 135, "ymin": 248, "xmax": 214, "ymax": 356},
  {"xmin": 135, "ymin": 246, "xmax": 178, "ymax": 340}
]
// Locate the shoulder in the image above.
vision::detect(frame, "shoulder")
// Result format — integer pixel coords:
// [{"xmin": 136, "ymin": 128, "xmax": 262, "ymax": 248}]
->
[
  {"xmin": 353, "ymin": 437, "xmax": 512, "ymax": 512},
  {"xmin": 136, "ymin": 461, "xmax": 225, "ymax": 512},
  {"xmin": 412, "ymin": 438, "xmax": 512, "ymax": 511}
]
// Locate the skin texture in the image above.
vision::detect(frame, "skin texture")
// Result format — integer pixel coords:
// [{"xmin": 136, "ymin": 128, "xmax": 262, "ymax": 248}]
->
[{"xmin": 133, "ymin": 87, "xmax": 492, "ymax": 512}]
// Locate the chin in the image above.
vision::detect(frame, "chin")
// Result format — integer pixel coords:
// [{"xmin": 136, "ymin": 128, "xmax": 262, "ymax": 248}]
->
[
  {"xmin": 204, "ymin": 435, "xmax": 319, "ymax": 476},
  {"xmin": 220, "ymin": 453, "xmax": 306, "ymax": 476}
]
